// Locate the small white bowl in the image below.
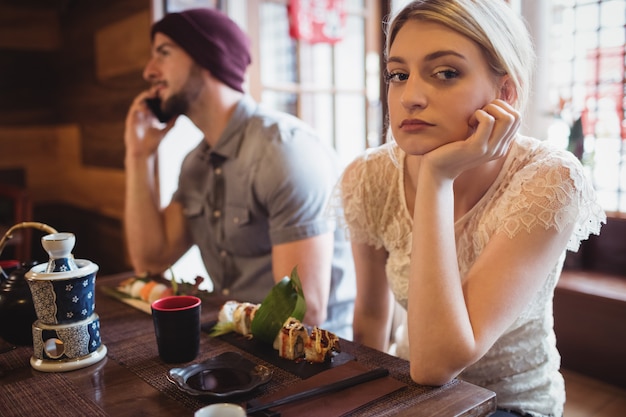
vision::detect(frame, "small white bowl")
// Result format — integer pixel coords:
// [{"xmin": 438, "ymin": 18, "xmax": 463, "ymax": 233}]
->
[{"xmin": 194, "ymin": 403, "xmax": 245, "ymax": 417}]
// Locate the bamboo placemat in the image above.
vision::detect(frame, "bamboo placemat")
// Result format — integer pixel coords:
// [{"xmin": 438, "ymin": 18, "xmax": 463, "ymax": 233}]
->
[
  {"xmin": 0, "ymin": 276, "xmax": 463, "ymax": 417},
  {"xmin": 0, "ymin": 347, "xmax": 108, "ymax": 417},
  {"xmin": 96, "ymin": 285, "xmax": 460, "ymax": 416}
]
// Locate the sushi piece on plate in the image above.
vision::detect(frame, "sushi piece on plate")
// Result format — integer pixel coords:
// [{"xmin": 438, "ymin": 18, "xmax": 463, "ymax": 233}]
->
[
  {"xmin": 304, "ymin": 326, "xmax": 341, "ymax": 363},
  {"xmin": 232, "ymin": 302, "xmax": 259, "ymax": 337},
  {"xmin": 275, "ymin": 317, "xmax": 309, "ymax": 361},
  {"xmin": 117, "ymin": 276, "xmax": 174, "ymax": 303},
  {"xmin": 215, "ymin": 301, "xmax": 260, "ymax": 337}
]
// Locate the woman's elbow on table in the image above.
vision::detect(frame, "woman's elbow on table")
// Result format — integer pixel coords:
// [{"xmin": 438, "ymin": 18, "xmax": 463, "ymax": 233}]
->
[{"xmin": 409, "ymin": 360, "xmax": 463, "ymax": 387}]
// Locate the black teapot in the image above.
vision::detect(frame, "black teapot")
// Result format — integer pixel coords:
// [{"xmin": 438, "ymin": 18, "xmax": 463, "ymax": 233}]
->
[
  {"xmin": 0, "ymin": 221, "xmax": 58, "ymax": 346},
  {"xmin": 0, "ymin": 260, "xmax": 39, "ymax": 345}
]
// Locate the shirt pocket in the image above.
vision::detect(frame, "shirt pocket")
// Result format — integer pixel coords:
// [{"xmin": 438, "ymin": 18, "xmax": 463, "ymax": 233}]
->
[
  {"xmin": 223, "ymin": 205, "xmax": 270, "ymax": 256},
  {"xmin": 182, "ymin": 200, "xmax": 212, "ymax": 244},
  {"xmin": 183, "ymin": 200, "xmax": 204, "ymax": 218}
]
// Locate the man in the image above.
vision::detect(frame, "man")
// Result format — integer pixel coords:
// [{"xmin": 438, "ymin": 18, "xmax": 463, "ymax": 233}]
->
[{"xmin": 124, "ymin": 8, "xmax": 354, "ymax": 338}]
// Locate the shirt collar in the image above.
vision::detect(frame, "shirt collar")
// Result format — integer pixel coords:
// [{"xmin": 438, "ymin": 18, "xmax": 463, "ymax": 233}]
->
[{"xmin": 205, "ymin": 95, "xmax": 257, "ymax": 161}]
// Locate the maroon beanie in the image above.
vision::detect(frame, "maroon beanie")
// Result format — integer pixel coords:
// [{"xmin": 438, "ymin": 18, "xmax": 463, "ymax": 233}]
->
[{"xmin": 151, "ymin": 8, "xmax": 251, "ymax": 93}]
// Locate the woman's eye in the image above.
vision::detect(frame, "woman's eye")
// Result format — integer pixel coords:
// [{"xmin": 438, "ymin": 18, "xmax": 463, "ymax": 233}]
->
[
  {"xmin": 433, "ymin": 69, "xmax": 459, "ymax": 80},
  {"xmin": 385, "ymin": 71, "xmax": 409, "ymax": 83}
]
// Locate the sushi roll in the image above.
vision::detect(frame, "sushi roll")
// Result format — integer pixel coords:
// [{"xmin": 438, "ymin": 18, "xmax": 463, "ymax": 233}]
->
[
  {"xmin": 304, "ymin": 326, "xmax": 340, "ymax": 363},
  {"xmin": 117, "ymin": 277, "xmax": 173, "ymax": 303},
  {"xmin": 232, "ymin": 302, "xmax": 259, "ymax": 336},
  {"xmin": 275, "ymin": 317, "xmax": 309, "ymax": 361},
  {"xmin": 217, "ymin": 300, "xmax": 240, "ymax": 324},
  {"xmin": 216, "ymin": 301, "xmax": 260, "ymax": 337}
]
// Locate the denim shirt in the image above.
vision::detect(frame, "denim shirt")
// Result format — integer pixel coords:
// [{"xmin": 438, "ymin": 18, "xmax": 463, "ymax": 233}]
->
[{"xmin": 173, "ymin": 96, "xmax": 355, "ymax": 338}]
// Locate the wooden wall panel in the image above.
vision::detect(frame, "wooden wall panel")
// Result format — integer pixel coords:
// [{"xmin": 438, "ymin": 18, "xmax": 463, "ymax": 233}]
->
[
  {"xmin": 32, "ymin": 203, "xmax": 129, "ymax": 275},
  {"xmin": 0, "ymin": 124, "xmax": 130, "ymax": 272},
  {"xmin": 0, "ymin": 5, "xmax": 60, "ymax": 51},
  {"xmin": 0, "ymin": 125, "xmax": 125, "ymax": 220},
  {"xmin": 0, "ymin": 51, "xmax": 58, "ymax": 125},
  {"xmin": 95, "ymin": 11, "xmax": 151, "ymax": 81},
  {"xmin": 55, "ymin": 0, "xmax": 151, "ymax": 169},
  {"xmin": 0, "ymin": 0, "xmax": 150, "ymax": 272}
]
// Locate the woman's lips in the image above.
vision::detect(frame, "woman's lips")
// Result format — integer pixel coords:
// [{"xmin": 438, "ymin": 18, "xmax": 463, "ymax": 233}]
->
[{"xmin": 399, "ymin": 119, "xmax": 434, "ymax": 132}]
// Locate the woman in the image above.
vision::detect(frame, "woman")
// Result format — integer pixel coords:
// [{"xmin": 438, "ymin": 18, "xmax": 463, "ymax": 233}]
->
[{"xmin": 339, "ymin": 1, "xmax": 605, "ymax": 416}]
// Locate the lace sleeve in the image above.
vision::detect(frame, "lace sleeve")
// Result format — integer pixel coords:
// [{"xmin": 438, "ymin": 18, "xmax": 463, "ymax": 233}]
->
[
  {"xmin": 335, "ymin": 151, "xmax": 389, "ymax": 249},
  {"xmin": 497, "ymin": 150, "xmax": 605, "ymax": 251}
]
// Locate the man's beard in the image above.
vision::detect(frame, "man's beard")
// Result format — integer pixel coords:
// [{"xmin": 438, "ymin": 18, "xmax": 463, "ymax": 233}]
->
[{"xmin": 162, "ymin": 65, "xmax": 204, "ymax": 119}]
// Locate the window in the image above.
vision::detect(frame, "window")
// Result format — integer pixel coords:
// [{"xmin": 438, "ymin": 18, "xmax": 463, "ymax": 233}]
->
[
  {"xmin": 549, "ymin": 0, "xmax": 626, "ymax": 213},
  {"xmin": 243, "ymin": 0, "xmax": 382, "ymax": 167}
]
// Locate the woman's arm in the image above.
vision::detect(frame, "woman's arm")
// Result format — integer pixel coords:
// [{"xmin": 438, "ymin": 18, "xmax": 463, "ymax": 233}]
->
[
  {"xmin": 352, "ymin": 241, "xmax": 394, "ymax": 352},
  {"xmin": 408, "ymin": 163, "xmax": 574, "ymax": 385},
  {"xmin": 406, "ymin": 100, "xmax": 573, "ymax": 385}
]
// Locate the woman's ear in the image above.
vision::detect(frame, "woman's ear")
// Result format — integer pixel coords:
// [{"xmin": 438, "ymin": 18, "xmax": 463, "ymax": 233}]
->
[{"xmin": 499, "ymin": 76, "xmax": 517, "ymax": 104}]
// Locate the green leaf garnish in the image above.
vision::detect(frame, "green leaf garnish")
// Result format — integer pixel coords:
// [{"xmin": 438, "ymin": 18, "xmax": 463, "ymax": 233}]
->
[
  {"xmin": 208, "ymin": 321, "xmax": 236, "ymax": 337},
  {"xmin": 250, "ymin": 266, "xmax": 307, "ymax": 344},
  {"xmin": 169, "ymin": 266, "xmax": 179, "ymax": 295}
]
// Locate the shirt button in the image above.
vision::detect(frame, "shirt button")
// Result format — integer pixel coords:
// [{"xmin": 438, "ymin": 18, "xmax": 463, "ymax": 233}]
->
[
  {"xmin": 213, "ymin": 210, "xmax": 221, "ymax": 218},
  {"xmin": 233, "ymin": 217, "xmax": 239, "ymax": 224},
  {"xmin": 215, "ymin": 167, "xmax": 222, "ymax": 175},
  {"xmin": 222, "ymin": 288, "xmax": 230, "ymax": 296},
  {"xmin": 220, "ymin": 250, "xmax": 228, "ymax": 258}
]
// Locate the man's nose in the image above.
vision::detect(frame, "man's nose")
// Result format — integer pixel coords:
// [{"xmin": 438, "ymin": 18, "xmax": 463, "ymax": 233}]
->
[{"xmin": 143, "ymin": 58, "xmax": 158, "ymax": 82}]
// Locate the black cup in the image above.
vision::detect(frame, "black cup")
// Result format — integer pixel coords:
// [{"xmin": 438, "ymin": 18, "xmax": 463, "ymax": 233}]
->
[{"xmin": 151, "ymin": 295, "xmax": 201, "ymax": 363}]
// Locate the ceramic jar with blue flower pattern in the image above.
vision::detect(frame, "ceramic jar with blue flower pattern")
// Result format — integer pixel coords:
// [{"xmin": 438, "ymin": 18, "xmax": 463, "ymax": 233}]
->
[{"xmin": 25, "ymin": 232, "xmax": 107, "ymax": 372}]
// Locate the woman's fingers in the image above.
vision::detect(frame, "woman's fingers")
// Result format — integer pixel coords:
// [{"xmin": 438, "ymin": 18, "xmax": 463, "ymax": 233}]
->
[
  {"xmin": 471, "ymin": 100, "xmax": 520, "ymax": 159},
  {"xmin": 484, "ymin": 100, "xmax": 520, "ymax": 140},
  {"xmin": 422, "ymin": 99, "xmax": 521, "ymax": 180}
]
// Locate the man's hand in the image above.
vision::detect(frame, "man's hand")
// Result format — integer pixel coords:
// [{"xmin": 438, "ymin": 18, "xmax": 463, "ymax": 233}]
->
[{"xmin": 124, "ymin": 91, "xmax": 177, "ymax": 160}]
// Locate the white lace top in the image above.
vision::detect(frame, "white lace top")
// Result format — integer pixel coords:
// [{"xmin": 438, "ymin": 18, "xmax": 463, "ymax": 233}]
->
[{"xmin": 340, "ymin": 136, "xmax": 605, "ymax": 417}]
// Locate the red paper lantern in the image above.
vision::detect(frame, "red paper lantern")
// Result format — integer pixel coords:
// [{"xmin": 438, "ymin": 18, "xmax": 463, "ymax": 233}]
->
[{"xmin": 288, "ymin": 0, "xmax": 346, "ymax": 44}]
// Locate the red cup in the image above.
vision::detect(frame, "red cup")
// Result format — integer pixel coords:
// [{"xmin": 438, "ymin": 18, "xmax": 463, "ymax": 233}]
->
[{"xmin": 151, "ymin": 296, "xmax": 201, "ymax": 363}]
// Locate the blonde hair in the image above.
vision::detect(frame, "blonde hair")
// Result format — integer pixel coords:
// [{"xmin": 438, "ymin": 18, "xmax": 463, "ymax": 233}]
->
[{"xmin": 385, "ymin": 0, "xmax": 535, "ymax": 114}]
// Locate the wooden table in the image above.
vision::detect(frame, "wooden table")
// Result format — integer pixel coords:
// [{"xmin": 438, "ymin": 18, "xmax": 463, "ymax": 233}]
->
[{"xmin": 0, "ymin": 273, "xmax": 496, "ymax": 417}]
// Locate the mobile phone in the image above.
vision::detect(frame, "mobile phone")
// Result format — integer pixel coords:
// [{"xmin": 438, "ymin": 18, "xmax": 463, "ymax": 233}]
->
[{"xmin": 145, "ymin": 97, "xmax": 173, "ymax": 123}]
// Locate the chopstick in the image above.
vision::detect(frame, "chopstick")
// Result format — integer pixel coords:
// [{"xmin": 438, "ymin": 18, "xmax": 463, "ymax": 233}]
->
[{"xmin": 246, "ymin": 367, "xmax": 389, "ymax": 414}]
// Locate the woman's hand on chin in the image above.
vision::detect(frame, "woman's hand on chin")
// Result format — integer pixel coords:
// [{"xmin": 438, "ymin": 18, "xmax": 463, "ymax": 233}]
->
[{"xmin": 422, "ymin": 99, "xmax": 520, "ymax": 180}]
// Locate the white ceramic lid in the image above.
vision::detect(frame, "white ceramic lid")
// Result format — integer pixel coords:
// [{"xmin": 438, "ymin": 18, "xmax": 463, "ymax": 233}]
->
[{"xmin": 25, "ymin": 259, "xmax": 99, "ymax": 281}]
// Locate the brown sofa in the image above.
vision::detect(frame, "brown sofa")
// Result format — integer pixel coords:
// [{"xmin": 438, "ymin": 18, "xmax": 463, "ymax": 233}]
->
[{"xmin": 555, "ymin": 216, "xmax": 626, "ymax": 388}]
